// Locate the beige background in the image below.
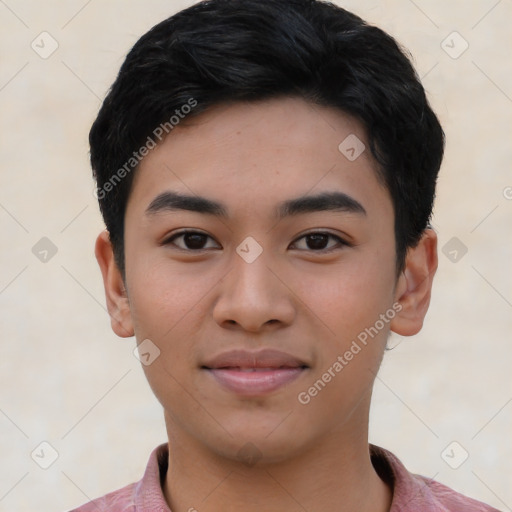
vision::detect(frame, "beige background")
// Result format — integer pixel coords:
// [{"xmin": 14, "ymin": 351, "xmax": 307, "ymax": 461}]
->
[{"xmin": 0, "ymin": 1, "xmax": 511, "ymax": 511}]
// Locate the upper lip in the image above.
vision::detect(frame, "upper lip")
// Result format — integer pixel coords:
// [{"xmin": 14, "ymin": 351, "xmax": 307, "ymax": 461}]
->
[{"xmin": 202, "ymin": 349, "xmax": 309, "ymax": 369}]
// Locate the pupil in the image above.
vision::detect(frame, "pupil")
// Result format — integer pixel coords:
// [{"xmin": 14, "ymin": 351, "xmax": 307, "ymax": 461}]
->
[
  {"xmin": 308, "ymin": 234, "xmax": 328, "ymax": 250},
  {"xmin": 186, "ymin": 233, "xmax": 206, "ymax": 249}
]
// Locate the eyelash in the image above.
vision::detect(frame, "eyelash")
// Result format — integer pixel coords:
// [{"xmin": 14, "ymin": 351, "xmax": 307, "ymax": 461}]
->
[{"xmin": 162, "ymin": 230, "xmax": 351, "ymax": 253}]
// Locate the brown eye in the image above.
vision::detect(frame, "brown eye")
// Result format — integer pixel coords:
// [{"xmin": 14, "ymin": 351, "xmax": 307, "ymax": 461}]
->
[
  {"xmin": 292, "ymin": 232, "xmax": 348, "ymax": 252},
  {"xmin": 305, "ymin": 233, "xmax": 330, "ymax": 250},
  {"xmin": 165, "ymin": 231, "xmax": 220, "ymax": 251}
]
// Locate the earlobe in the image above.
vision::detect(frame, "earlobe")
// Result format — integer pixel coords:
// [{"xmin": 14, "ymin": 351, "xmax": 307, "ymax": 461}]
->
[
  {"xmin": 390, "ymin": 229, "xmax": 438, "ymax": 336},
  {"xmin": 95, "ymin": 230, "xmax": 134, "ymax": 338}
]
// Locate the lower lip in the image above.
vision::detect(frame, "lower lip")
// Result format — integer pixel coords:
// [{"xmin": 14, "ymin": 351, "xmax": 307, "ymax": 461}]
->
[{"xmin": 206, "ymin": 368, "xmax": 306, "ymax": 396}]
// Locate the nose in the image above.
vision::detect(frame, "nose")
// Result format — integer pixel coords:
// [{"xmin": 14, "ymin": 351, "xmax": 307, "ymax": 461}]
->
[{"xmin": 212, "ymin": 248, "xmax": 296, "ymax": 333}]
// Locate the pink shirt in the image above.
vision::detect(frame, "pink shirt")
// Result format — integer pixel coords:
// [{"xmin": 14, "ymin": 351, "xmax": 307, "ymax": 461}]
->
[{"xmin": 69, "ymin": 443, "xmax": 501, "ymax": 511}]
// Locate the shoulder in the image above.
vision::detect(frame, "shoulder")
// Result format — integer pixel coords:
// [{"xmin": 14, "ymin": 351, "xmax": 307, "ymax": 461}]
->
[
  {"xmin": 370, "ymin": 444, "xmax": 502, "ymax": 512},
  {"xmin": 66, "ymin": 443, "xmax": 170, "ymax": 512},
  {"xmin": 67, "ymin": 482, "xmax": 137, "ymax": 512},
  {"xmin": 412, "ymin": 473, "xmax": 502, "ymax": 511}
]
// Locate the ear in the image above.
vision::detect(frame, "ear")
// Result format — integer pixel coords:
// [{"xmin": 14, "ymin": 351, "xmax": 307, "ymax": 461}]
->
[
  {"xmin": 95, "ymin": 230, "xmax": 134, "ymax": 338},
  {"xmin": 390, "ymin": 228, "xmax": 438, "ymax": 336}
]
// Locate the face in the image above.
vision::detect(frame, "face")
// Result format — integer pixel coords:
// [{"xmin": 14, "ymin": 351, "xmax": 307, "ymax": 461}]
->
[{"xmin": 97, "ymin": 97, "xmax": 437, "ymax": 463}]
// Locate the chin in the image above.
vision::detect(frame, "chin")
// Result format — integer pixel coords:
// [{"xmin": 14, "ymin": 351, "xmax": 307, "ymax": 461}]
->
[
  {"xmin": 215, "ymin": 436, "xmax": 304, "ymax": 467},
  {"xmin": 200, "ymin": 415, "xmax": 314, "ymax": 466}
]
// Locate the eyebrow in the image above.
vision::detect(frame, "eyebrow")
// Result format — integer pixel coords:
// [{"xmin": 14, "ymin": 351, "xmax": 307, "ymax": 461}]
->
[{"xmin": 145, "ymin": 190, "xmax": 367, "ymax": 219}]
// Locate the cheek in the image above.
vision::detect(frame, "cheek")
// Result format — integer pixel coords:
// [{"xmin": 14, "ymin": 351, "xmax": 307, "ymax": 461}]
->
[
  {"xmin": 293, "ymin": 263, "xmax": 393, "ymax": 420},
  {"xmin": 296, "ymin": 255, "xmax": 396, "ymax": 342},
  {"xmin": 126, "ymin": 261, "xmax": 208, "ymax": 405},
  {"xmin": 125, "ymin": 267, "xmax": 202, "ymax": 395},
  {"xmin": 126, "ymin": 255, "xmax": 209, "ymax": 337}
]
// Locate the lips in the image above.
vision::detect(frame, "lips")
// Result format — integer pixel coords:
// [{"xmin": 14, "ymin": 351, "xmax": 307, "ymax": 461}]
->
[{"xmin": 202, "ymin": 349, "xmax": 309, "ymax": 396}]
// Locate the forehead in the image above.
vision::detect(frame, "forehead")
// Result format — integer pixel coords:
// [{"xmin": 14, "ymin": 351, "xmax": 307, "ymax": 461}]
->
[{"xmin": 126, "ymin": 97, "xmax": 392, "ymax": 223}]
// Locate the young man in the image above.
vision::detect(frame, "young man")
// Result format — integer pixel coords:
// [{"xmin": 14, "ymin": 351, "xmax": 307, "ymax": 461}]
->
[{"xmin": 72, "ymin": 0, "xmax": 500, "ymax": 510}]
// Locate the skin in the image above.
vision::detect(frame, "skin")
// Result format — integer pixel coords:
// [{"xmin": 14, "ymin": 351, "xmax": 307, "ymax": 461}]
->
[{"xmin": 96, "ymin": 97, "xmax": 438, "ymax": 512}]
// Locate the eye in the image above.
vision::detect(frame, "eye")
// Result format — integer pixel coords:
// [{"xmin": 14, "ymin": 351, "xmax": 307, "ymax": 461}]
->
[
  {"xmin": 291, "ymin": 232, "xmax": 349, "ymax": 252},
  {"xmin": 163, "ymin": 230, "xmax": 220, "ymax": 251},
  {"xmin": 163, "ymin": 230, "xmax": 350, "ymax": 253}
]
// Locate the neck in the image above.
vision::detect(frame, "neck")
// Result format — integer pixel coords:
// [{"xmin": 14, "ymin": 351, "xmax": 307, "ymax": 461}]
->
[{"xmin": 163, "ymin": 418, "xmax": 392, "ymax": 512}]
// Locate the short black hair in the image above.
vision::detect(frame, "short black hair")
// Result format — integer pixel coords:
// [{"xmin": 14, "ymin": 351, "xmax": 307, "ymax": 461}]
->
[{"xmin": 90, "ymin": 0, "xmax": 445, "ymax": 277}]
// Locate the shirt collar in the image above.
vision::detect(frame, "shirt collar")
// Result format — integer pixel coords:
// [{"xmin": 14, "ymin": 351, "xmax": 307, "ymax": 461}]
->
[
  {"xmin": 134, "ymin": 443, "xmax": 172, "ymax": 511},
  {"xmin": 133, "ymin": 442, "xmax": 437, "ymax": 512}
]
